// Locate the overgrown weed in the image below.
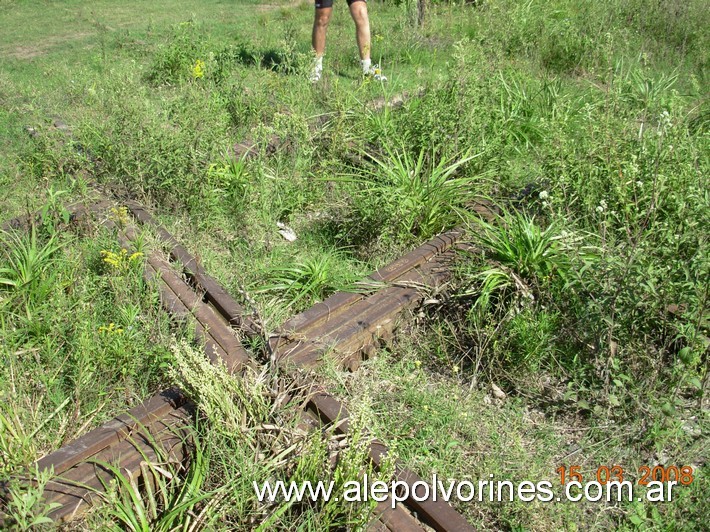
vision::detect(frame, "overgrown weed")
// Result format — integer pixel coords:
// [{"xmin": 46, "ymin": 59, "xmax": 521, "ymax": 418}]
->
[
  {"xmin": 340, "ymin": 143, "xmax": 484, "ymax": 243},
  {"xmin": 152, "ymin": 339, "xmax": 385, "ymax": 529}
]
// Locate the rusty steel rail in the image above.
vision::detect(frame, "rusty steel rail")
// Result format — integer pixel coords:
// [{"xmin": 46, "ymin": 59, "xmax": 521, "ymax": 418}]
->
[
  {"xmin": 36, "ymin": 389, "xmax": 191, "ymax": 522},
  {"xmin": 3, "ymin": 202, "xmax": 254, "ymax": 522},
  {"xmin": 270, "ymin": 229, "xmax": 458, "ymax": 370},
  {"xmin": 308, "ymin": 392, "xmax": 473, "ymax": 532},
  {"xmin": 123, "ymin": 200, "xmax": 260, "ymax": 337},
  {"xmin": 106, "ymin": 215, "xmax": 252, "ymax": 374},
  {"xmin": 1, "ymin": 201, "xmax": 473, "ymax": 531},
  {"xmin": 1, "ymin": 199, "xmax": 111, "ymax": 234}
]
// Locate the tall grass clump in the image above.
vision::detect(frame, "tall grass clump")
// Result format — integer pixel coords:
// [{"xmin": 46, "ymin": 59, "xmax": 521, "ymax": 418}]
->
[
  {"xmin": 93, "ymin": 435, "xmax": 221, "ymax": 532},
  {"xmin": 456, "ymin": 210, "xmax": 597, "ymax": 372},
  {"xmin": 147, "ymin": 20, "xmax": 210, "ymax": 86},
  {"xmin": 140, "ymin": 340, "xmax": 386, "ymax": 530},
  {"xmin": 72, "ymin": 77, "xmax": 234, "ymax": 215},
  {"xmin": 343, "ymin": 143, "xmax": 483, "ymax": 243},
  {"xmin": 0, "ymin": 228, "xmax": 65, "ymax": 317},
  {"xmin": 461, "ymin": 211, "xmax": 590, "ymax": 314},
  {"xmin": 258, "ymin": 249, "xmax": 360, "ymax": 312}
]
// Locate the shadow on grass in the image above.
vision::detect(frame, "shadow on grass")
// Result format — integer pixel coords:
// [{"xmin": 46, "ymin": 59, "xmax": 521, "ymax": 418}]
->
[{"xmin": 217, "ymin": 43, "xmax": 300, "ymax": 75}]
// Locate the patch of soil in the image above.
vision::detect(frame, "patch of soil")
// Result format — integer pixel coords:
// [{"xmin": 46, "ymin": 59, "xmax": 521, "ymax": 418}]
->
[{"xmin": 2, "ymin": 31, "xmax": 93, "ymax": 60}]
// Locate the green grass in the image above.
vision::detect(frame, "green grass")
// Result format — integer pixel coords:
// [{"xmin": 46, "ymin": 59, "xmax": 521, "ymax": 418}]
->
[
  {"xmin": 326, "ymin": 332, "xmax": 579, "ymax": 529},
  {"xmin": 0, "ymin": 0, "xmax": 708, "ymax": 529},
  {"xmin": 0, "ymin": 218, "xmax": 179, "ymax": 478}
]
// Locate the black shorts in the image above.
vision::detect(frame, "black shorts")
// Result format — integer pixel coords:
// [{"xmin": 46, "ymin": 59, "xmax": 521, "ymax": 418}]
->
[{"xmin": 315, "ymin": 0, "xmax": 364, "ymax": 8}]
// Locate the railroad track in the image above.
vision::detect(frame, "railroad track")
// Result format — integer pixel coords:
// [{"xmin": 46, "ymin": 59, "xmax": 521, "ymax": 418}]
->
[{"xmin": 1, "ymin": 200, "xmax": 475, "ymax": 531}]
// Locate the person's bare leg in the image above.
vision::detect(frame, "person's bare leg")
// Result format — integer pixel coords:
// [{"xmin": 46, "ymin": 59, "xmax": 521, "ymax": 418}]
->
[
  {"xmin": 311, "ymin": 7, "xmax": 332, "ymax": 81},
  {"xmin": 350, "ymin": 1, "xmax": 386, "ymax": 79},
  {"xmin": 312, "ymin": 7, "xmax": 332, "ymax": 58},
  {"xmin": 349, "ymin": 1, "xmax": 370, "ymax": 61}
]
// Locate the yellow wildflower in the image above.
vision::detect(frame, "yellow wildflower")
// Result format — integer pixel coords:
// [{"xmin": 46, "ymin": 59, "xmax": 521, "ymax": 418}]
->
[
  {"xmin": 101, "ymin": 248, "xmax": 142, "ymax": 272},
  {"xmin": 109, "ymin": 206, "xmax": 130, "ymax": 226},
  {"xmin": 192, "ymin": 59, "xmax": 205, "ymax": 80},
  {"xmin": 99, "ymin": 322, "xmax": 124, "ymax": 335}
]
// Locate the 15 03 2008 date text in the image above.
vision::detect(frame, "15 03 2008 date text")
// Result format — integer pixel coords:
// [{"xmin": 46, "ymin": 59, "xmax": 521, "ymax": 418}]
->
[{"xmin": 556, "ymin": 465, "xmax": 695, "ymax": 486}]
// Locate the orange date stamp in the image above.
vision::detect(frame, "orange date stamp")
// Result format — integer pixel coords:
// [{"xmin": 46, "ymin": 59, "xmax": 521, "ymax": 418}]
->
[{"xmin": 556, "ymin": 465, "xmax": 695, "ymax": 486}]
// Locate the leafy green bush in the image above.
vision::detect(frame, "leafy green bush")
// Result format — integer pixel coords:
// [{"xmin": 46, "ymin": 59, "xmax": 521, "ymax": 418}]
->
[
  {"xmin": 1, "ymin": 466, "xmax": 61, "ymax": 530},
  {"xmin": 147, "ymin": 21, "xmax": 209, "ymax": 86}
]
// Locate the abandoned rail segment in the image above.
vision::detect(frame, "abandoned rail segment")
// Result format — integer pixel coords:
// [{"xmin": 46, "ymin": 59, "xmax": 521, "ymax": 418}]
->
[
  {"xmin": 1, "ymin": 200, "xmax": 474, "ymax": 531},
  {"xmin": 2, "ymin": 201, "xmax": 254, "ymax": 522},
  {"xmin": 123, "ymin": 200, "xmax": 261, "ymax": 338},
  {"xmin": 33, "ymin": 390, "xmax": 193, "ymax": 523},
  {"xmin": 124, "ymin": 203, "xmax": 472, "ymax": 530},
  {"xmin": 0, "ymin": 198, "xmax": 111, "ymax": 234},
  {"xmin": 270, "ymin": 229, "xmax": 459, "ymax": 371}
]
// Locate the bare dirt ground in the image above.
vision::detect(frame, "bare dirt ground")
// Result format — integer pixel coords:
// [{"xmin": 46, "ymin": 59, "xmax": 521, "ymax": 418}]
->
[{"xmin": 2, "ymin": 32, "xmax": 94, "ymax": 60}]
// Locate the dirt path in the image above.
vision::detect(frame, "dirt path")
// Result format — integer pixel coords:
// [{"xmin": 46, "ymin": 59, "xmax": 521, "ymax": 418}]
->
[{"xmin": 3, "ymin": 32, "xmax": 94, "ymax": 60}]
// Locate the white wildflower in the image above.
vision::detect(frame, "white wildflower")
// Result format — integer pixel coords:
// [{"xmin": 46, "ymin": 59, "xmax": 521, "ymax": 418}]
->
[
  {"xmin": 539, "ymin": 190, "xmax": 549, "ymax": 200},
  {"xmin": 658, "ymin": 110, "xmax": 672, "ymax": 134}
]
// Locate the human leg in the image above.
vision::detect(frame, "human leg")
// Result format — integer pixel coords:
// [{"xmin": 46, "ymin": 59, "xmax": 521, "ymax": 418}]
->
[
  {"xmin": 349, "ymin": 0, "xmax": 386, "ymax": 81},
  {"xmin": 311, "ymin": 4, "xmax": 332, "ymax": 81},
  {"xmin": 312, "ymin": 5, "xmax": 333, "ymax": 57},
  {"xmin": 348, "ymin": 0, "xmax": 370, "ymax": 61}
]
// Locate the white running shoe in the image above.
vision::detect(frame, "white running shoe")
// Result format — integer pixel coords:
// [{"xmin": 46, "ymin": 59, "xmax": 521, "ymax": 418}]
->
[{"xmin": 309, "ymin": 65, "xmax": 322, "ymax": 83}]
